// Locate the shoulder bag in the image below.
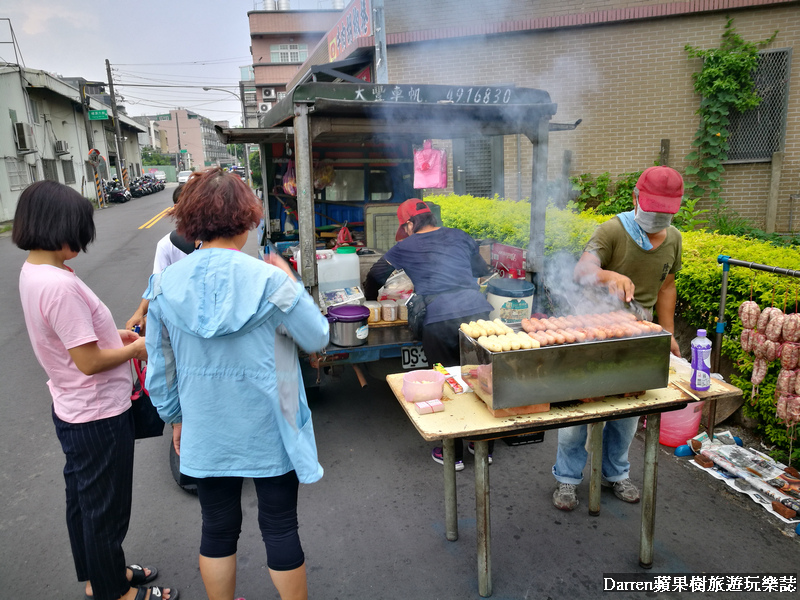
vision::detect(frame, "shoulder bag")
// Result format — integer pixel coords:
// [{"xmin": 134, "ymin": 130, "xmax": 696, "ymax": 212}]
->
[{"xmin": 130, "ymin": 359, "xmax": 165, "ymax": 439}]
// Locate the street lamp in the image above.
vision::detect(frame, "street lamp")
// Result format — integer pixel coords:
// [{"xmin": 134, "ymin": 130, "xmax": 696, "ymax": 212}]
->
[{"xmin": 203, "ymin": 86, "xmax": 251, "ymax": 187}]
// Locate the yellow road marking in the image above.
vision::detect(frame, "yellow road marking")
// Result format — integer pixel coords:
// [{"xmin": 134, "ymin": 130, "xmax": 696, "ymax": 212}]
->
[{"xmin": 139, "ymin": 207, "xmax": 173, "ymax": 229}]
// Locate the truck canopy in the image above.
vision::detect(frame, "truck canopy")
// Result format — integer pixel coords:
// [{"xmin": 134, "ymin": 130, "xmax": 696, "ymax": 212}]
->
[{"xmin": 216, "ymin": 81, "xmax": 558, "ymax": 288}]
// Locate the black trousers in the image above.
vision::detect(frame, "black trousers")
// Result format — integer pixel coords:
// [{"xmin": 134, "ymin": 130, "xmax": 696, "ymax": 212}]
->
[
  {"xmin": 196, "ymin": 471, "xmax": 304, "ymax": 571},
  {"xmin": 422, "ymin": 312, "xmax": 495, "ymax": 462},
  {"xmin": 52, "ymin": 406, "xmax": 135, "ymax": 600}
]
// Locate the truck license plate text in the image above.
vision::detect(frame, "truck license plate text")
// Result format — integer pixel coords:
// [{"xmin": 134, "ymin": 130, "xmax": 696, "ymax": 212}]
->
[{"xmin": 402, "ymin": 346, "xmax": 428, "ymax": 369}]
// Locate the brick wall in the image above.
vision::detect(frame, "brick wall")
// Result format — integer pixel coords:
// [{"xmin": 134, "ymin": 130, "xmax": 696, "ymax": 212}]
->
[
  {"xmin": 387, "ymin": 4, "xmax": 800, "ymax": 233},
  {"xmin": 249, "ymin": 10, "xmax": 340, "ymax": 34}
]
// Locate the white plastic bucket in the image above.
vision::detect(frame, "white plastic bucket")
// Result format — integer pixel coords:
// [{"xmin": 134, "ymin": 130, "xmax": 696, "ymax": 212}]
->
[
  {"xmin": 659, "ymin": 401, "xmax": 705, "ymax": 447},
  {"xmin": 296, "ymin": 247, "xmax": 361, "ymax": 293},
  {"xmin": 318, "ymin": 246, "xmax": 361, "ymax": 293},
  {"xmin": 486, "ymin": 279, "xmax": 535, "ymax": 323}
]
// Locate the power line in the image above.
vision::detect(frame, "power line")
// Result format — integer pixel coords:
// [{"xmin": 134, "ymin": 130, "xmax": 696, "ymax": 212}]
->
[{"xmin": 114, "ymin": 56, "xmax": 251, "ymax": 67}]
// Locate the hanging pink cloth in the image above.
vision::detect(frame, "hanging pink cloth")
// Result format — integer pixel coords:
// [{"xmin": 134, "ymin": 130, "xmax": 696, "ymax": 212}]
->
[{"xmin": 413, "ymin": 140, "xmax": 447, "ymax": 189}]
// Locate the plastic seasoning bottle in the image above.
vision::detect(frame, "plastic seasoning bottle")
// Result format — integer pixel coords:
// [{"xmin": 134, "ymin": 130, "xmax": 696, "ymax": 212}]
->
[{"xmin": 690, "ymin": 329, "xmax": 712, "ymax": 391}]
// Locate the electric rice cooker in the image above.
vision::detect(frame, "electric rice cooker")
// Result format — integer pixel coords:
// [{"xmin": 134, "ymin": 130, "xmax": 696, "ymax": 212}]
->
[{"xmin": 327, "ymin": 305, "xmax": 370, "ymax": 347}]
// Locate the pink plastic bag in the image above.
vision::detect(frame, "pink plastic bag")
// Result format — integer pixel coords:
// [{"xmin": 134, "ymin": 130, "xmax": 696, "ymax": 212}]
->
[{"xmin": 413, "ymin": 140, "xmax": 447, "ymax": 189}]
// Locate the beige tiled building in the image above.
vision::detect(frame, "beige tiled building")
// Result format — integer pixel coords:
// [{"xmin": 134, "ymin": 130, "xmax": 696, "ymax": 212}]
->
[{"xmin": 258, "ymin": 0, "xmax": 800, "ymax": 233}]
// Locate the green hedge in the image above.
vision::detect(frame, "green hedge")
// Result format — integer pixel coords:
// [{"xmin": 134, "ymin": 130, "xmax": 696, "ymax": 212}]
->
[
  {"xmin": 426, "ymin": 193, "xmax": 612, "ymax": 254},
  {"xmin": 429, "ymin": 193, "xmax": 800, "ymax": 462}
]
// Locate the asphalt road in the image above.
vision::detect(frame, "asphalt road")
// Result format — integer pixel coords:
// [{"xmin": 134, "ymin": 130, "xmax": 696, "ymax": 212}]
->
[{"xmin": 0, "ymin": 187, "xmax": 798, "ymax": 599}]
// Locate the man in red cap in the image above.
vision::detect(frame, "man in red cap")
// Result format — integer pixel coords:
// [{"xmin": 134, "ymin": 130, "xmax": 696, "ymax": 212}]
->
[
  {"xmin": 552, "ymin": 166, "xmax": 684, "ymax": 512},
  {"xmin": 365, "ymin": 198, "xmax": 495, "ymax": 470}
]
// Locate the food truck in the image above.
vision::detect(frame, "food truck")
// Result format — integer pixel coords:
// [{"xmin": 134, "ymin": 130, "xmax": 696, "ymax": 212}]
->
[{"xmin": 215, "ymin": 81, "xmax": 561, "ymax": 382}]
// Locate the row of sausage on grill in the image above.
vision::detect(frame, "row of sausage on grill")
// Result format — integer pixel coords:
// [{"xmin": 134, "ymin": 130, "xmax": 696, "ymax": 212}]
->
[{"xmin": 519, "ymin": 310, "xmax": 664, "ymax": 347}]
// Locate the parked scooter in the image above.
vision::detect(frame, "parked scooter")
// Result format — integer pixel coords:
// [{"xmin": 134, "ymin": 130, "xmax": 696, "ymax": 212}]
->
[{"xmin": 104, "ymin": 179, "xmax": 131, "ymax": 203}]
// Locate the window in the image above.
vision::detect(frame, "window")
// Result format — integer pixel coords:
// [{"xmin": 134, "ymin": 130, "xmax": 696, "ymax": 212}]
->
[
  {"xmin": 63, "ymin": 159, "xmax": 76, "ymax": 184},
  {"xmin": 270, "ymin": 44, "xmax": 308, "ymax": 63},
  {"xmin": 325, "ymin": 169, "xmax": 393, "ymax": 202},
  {"xmin": 43, "ymin": 159, "xmax": 59, "ymax": 182},
  {"xmin": 28, "ymin": 98, "xmax": 41, "ymax": 124},
  {"xmin": 5, "ymin": 157, "xmax": 30, "ymax": 190},
  {"xmin": 277, "ymin": 92, "xmax": 287, "ymax": 101},
  {"xmin": 240, "ymin": 65, "xmax": 255, "ymax": 81},
  {"xmin": 726, "ymin": 48, "xmax": 792, "ymax": 162}
]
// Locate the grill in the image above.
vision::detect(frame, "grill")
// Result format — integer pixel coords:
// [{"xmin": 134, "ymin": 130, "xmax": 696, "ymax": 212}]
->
[{"xmin": 459, "ymin": 330, "xmax": 672, "ymax": 410}]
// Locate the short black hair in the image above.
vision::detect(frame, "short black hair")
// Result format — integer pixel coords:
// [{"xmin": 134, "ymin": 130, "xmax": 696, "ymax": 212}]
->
[
  {"xmin": 409, "ymin": 211, "xmax": 437, "ymax": 234},
  {"xmin": 172, "ymin": 183, "xmax": 184, "ymax": 204},
  {"xmin": 12, "ymin": 181, "xmax": 96, "ymax": 252}
]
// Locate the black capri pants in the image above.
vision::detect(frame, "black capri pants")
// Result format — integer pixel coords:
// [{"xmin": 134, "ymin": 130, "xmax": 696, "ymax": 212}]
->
[{"xmin": 195, "ymin": 471, "xmax": 304, "ymax": 571}]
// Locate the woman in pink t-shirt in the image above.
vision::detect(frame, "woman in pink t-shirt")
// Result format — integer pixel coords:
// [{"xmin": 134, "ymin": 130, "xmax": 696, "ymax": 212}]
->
[{"xmin": 13, "ymin": 181, "xmax": 178, "ymax": 600}]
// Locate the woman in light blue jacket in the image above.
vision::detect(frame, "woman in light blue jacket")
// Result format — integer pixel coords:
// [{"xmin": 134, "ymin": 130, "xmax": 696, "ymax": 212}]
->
[{"xmin": 144, "ymin": 167, "xmax": 329, "ymax": 600}]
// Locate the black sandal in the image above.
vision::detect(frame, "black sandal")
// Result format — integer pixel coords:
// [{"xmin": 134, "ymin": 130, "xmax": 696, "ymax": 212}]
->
[
  {"xmin": 134, "ymin": 585, "xmax": 179, "ymax": 600},
  {"xmin": 128, "ymin": 564, "xmax": 158, "ymax": 586},
  {"xmin": 83, "ymin": 566, "xmax": 159, "ymax": 599}
]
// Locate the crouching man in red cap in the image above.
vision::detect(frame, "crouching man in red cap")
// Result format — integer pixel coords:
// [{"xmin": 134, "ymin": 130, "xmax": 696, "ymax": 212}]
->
[
  {"xmin": 365, "ymin": 198, "xmax": 495, "ymax": 471},
  {"xmin": 552, "ymin": 166, "xmax": 684, "ymax": 512}
]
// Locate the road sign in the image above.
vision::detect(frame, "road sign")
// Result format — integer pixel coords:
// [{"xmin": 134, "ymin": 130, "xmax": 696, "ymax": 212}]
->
[
  {"xmin": 88, "ymin": 110, "xmax": 108, "ymax": 120},
  {"xmin": 180, "ymin": 149, "xmax": 188, "ymax": 153}
]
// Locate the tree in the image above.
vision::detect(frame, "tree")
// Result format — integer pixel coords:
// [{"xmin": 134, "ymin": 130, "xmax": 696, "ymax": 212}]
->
[
  {"xmin": 142, "ymin": 146, "xmax": 173, "ymax": 166},
  {"xmin": 249, "ymin": 147, "xmax": 262, "ymax": 188}
]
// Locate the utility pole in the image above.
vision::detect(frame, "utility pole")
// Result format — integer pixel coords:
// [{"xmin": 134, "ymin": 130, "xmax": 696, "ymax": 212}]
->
[
  {"xmin": 105, "ymin": 59, "xmax": 128, "ymax": 188},
  {"xmin": 203, "ymin": 86, "xmax": 250, "ymax": 187},
  {"xmin": 175, "ymin": 110, "xmax": 183, "ymax": 170},
  {"xmin": 373, "ymin": 0, "xmax": 388, "ymax": 84}
]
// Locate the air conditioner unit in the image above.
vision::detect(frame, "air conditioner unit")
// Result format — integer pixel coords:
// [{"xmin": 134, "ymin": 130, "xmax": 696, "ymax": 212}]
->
[
  {"xmin": 14, "ymin": 122, "xmax": 35, "ymax": 152},
  {"xmin": 55, "ymin": 140, "xmax": 70, "ymax": 154},
  {"xmin": 262, "ymin": 88, "xmax": 277, "ymax": 101},
  {"xmin": 258, "ymin": 103, "xmax": 272, "ymax": 113}
]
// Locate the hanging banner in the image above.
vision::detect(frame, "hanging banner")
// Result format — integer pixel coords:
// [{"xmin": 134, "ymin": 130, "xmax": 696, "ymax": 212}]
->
[{"xmin": 327, "ymin": 0, "xmax": 372, "ymax": 62}]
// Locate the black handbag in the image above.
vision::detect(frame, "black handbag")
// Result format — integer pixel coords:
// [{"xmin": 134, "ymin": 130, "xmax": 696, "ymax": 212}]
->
[
  {"xmin": 131, "ymin": 360, "xmax": 165, "ymax": 439},
  {"xmin": 406, "ymin": 293, "xmax": 430, "ymax": 340}
]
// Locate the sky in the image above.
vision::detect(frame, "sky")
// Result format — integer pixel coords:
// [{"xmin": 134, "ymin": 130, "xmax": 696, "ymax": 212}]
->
[{"xmin": 0, "ymin": 0, "xmax": 329, "ymax": 126}]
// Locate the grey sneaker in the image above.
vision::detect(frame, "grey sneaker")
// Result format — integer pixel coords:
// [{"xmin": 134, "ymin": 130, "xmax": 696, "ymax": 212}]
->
[
  {"xmin": 602, "ymin": 478, "xmax": 640, "ymax": 503},
  {"xmin": 552, "ymin": 483, "xmax": 578, "ymax": 511}
]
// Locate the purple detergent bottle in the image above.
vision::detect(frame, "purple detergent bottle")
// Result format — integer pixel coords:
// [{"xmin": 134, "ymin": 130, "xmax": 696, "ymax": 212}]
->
[{"xmin": 690, "ymin": 329, "xmax": 712, "ymax": 391}]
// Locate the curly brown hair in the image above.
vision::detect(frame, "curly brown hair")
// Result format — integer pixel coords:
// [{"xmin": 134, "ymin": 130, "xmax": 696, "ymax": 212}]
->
[{"xmin": 173, "ymin": 167, "xmax": 262, "ymax": 242}]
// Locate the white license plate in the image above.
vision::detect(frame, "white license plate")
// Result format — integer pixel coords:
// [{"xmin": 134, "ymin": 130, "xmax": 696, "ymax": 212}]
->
[{"xmin": 401, "ymin": 345, "xmax": 429, "ymax": 369}]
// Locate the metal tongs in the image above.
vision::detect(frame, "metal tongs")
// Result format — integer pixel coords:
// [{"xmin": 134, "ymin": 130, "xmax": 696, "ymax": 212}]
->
[{"xmin": 625, "ymin": 299, "xmax": 653, "ymax": 322}]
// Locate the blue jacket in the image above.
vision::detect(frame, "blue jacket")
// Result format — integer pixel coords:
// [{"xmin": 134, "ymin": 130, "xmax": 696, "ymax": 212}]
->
[{"xmin": 144, "ymin": 249, "xmax": 329, "ymax": 483}]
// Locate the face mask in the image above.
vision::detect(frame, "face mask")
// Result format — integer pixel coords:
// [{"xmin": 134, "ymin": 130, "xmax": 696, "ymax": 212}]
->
[{"xmin": 635, "ymin": 207, "xmax": 673, "ymax": 233}]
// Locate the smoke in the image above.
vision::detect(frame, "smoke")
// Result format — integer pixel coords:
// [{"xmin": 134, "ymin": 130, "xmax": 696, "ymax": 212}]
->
[{"xmin": 540, "ymin": 250, "xmax": 625, "ymax": 316}]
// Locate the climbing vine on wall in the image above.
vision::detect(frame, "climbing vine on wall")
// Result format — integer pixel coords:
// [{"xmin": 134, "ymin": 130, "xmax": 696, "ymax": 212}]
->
[{"xmin": 684, "ymin": 18, "xmax": 777, "ymax": 212}]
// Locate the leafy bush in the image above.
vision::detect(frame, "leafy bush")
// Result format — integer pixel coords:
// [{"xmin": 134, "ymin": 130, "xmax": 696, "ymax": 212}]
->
[
  {"xmin": 709, "ymin": 209, "xmax": 800, "ymax": 247},
  {"xmin": 427, "ymin": 193, "xmax": 611, "ymax": 253},
  {"xmin": 570, "ymin": 171, "xmax": 640, "ymax": 215},
  {"xmin": 429, "ymin": 192, "xmax": 800, "ymax": 463},
  {"xmin": 662, "ymin": 231, "xmax": 800, "ymax": 463}
]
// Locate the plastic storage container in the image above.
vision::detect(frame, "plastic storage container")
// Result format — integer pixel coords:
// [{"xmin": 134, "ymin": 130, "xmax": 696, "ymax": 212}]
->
[
  {"xmin": 296, "ymin": 247, "xmax": 361, "ymax": 293},
  {"xmin": 398, "ymin": 299, "xmax": 409, "ymax": 321},
  {"xmin": 486, "ymin": 278, "xmax": 535, "ymax": 323},
  {"xmin": 380, "ymin": 300, "xmax": 398, "ymax": 322},
  {"xmin": 660, "ymin": 401, "xmax": 705, "ymax": 447},
  {"xmin": 402, "ymin": 370, "xmax": 445, "ymax": 402},
  {"xmin": 364, "ymin": 301, "xmax": 382, "ymax": 323},
  {"xmin": 690, "ymin": 329, "xmax": 712, "ymax": 391},
  {"xmin": 319, "ymin": 246, "xmax": 361, "ymax": 293}
]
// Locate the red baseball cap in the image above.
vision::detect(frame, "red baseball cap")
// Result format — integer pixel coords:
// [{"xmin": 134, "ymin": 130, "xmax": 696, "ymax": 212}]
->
[
  {"xmin": 396, "ymin": 198, "xmax": 432, "ymax": 241},
  {"xmin": 635, "ymin": 166, "xmax": 684, "ymax": 214}
]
